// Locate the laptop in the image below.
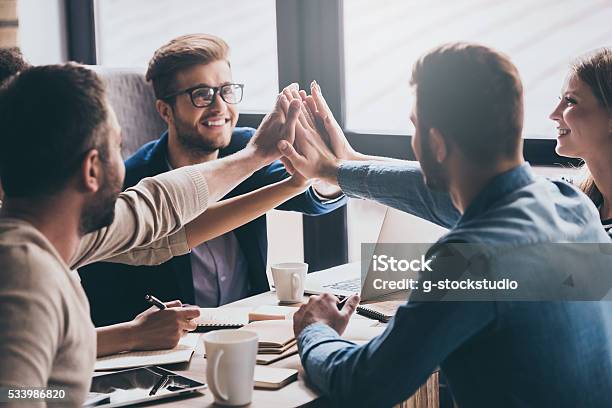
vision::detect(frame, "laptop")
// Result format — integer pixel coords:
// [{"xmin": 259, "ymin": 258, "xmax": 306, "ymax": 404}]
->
[{"xmin": 304, "ymin": 206, "xmax": 447, "ymax": 301}]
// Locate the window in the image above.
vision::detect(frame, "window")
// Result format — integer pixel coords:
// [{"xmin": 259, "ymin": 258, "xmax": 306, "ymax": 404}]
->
[
  {"xmin": 94, "ymin": 0, "xmax": 279, "ymax": 113},
  {"xmin": 343, "ymin": 0, "xmax": 612, "ymax": 139}
]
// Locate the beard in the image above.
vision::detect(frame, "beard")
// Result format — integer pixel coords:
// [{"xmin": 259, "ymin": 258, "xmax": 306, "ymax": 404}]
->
[
  {"xmin": 79, "ymin": 162, "xmax": 122, "ymax": 235},
  {"xmin": 174, "ymin": 112, "xmax": 230, "ymax": 155},
  {"xmin": 419, "ymin": 132, "xmax": 450, "ymax": 192}
]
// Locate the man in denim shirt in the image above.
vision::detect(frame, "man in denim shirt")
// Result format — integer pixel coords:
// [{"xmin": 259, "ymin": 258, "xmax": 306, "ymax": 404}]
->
[{"xmin": 278, "ymin": 43, "xmax": 612, "ymax": 407}]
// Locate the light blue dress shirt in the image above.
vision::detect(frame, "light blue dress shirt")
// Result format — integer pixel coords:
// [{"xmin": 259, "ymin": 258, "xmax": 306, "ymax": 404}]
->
[{"xmin": 298, "ymin": 162, "xmax": 612, "ymax": 407}]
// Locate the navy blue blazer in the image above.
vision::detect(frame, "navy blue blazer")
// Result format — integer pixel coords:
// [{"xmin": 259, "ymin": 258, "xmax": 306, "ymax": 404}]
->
[{"xmin": 79, "ymin": 128, "xmax": 345, "ymax": 326}]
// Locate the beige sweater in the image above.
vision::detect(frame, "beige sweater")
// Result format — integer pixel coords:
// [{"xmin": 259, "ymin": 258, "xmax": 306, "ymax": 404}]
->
[{"xmin": 0, "ymin": 166, "xmax": 208, "ymax": 407}]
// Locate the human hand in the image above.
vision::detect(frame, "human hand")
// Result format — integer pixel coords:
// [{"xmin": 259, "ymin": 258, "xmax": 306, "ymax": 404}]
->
[
  {"xmin": 130, "ymin": 300, "xmax": 200, "ymax": 351},
  {"xmin": 302, "ymin": 81, "xmax": 360, "ymax": 161},
  {"xmin": 276, "ymin": 85, "xmax": 343, "ymax": 184},
  {"xmin": 277, "ymin": 134, "xmax": 340, "ymax": 185},
  {"xmin": 287, "ymin": 167, "xmax": 311, "ymax": 190},
  {"xmin": 293, "ymin": 293, "xmax": 360, "ymax": 338},
  {"xmin": 286, "ymin": 84, "xmax": 345, "ymax": 198},
  {"xmin": 247, "ymin": 91, "xmax": 301, "ymax": 165}
]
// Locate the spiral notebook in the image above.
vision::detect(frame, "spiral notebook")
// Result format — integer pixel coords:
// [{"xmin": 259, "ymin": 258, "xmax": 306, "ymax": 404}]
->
[
  {"xmin": 356, "ymin": 300, "xmax": 404, "ymax": 322},
  {"xmin": 194, "ymin": 307, "xmax": 250, "ymax": 332}
]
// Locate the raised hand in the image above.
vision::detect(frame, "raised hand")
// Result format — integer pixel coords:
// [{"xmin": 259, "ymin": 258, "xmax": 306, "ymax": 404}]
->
[
  {"xmin": 304, "ymin": 81, "xmax": 360, "ymax": 161},
  {"xmin": 247, "ymin": 92, "xmax": 301, "ymax": 165},
  {"xmin": 275, "ymin": 84, "xmax": 342, "ymax": 185}
]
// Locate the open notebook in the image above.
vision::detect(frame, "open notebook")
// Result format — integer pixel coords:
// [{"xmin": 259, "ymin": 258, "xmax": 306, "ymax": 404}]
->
[
  {"xmin": 95, "ymin": 334, "xmax": 199, "ymax": 371},
  {"xmin": 195, "ymin": 307, "xmax": 250, "ymax": 332},
  {"xmin": 195, "ymin": 306, "xmax": 298, "ymax": 332}
]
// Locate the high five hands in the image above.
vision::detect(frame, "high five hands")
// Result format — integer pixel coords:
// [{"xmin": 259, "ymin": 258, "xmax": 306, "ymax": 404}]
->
[
  {"xmin": 275, "ymin": 82, "xmax": 360, "ymax": 186},
  {"xmin": 247, "ymin": 92, "xmax": 302, "ymax": 164}
]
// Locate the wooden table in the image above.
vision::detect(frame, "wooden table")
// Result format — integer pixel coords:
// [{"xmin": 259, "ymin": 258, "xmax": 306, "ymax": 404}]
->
[{"xmin": 144, "ymin": 291, "xmax": 438, "ymax": 408}]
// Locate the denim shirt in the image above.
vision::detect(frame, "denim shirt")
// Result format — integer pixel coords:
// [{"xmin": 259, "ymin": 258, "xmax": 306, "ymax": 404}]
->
[{"xmin": 298, "ymin": 162, "xmax": 612, "ymax": 407}]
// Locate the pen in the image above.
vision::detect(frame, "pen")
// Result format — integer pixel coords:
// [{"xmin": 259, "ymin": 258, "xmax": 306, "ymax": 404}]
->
[
  {"xmin": 145, "ymin": 294, "xmax": 166, "ymax": 310},
  {"xmin": 336, "ymin": 296, "xmax": 349, "ymax": 310},
  {"xmin": 149, "ymin": 375, "xmax": 169, "ymax": 396}
]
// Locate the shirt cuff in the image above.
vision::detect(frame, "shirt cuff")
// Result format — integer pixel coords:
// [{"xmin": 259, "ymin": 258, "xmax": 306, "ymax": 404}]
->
[
  {"xmin": 298, "ymin": 322, "xmax": 342, "ymax": 354},
  {"xmin": 309, "ymin": 185, "xmax": 345, "ymax": 204},
  {"xmin": 297, "ymin": 322, "xmax": 356, "ymax": 392},
  {"xmin": 167, "ymin": 227, "xmax": 190, "ymax": 257},
  {"xmin": 184, "ymin": 165, "xmax": 210, "ymax": 211}
]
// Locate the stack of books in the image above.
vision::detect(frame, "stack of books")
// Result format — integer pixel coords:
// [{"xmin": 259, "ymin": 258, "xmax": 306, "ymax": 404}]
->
[{"xmin": 239, "ymin": 320, "xmax": 298, "ymax": 365}]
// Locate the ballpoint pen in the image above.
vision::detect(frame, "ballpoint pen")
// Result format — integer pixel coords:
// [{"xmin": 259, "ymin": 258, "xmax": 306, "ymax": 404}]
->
[{"xmin": 144, "ymin": 294, "xmax": 166, "ymax": 310}]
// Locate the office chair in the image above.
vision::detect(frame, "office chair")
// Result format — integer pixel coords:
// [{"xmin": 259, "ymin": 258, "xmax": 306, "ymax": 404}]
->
[{"xmin": 89, "ymin": 66, "xmax": 167, "ymax": 158}]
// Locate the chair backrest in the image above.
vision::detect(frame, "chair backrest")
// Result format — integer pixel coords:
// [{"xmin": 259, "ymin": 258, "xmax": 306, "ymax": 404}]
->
[{"xmin": 89, "ymin": 66, "xmax": 167, "ymax": 158}]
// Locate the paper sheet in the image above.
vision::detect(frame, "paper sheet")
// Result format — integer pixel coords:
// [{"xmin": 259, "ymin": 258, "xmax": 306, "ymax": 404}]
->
[
  {"xmin": 196, "ymin": 307, "xmax": 250, "ymax": 325},
  {"xmin": 95, "ymin": 333, "xmax": 199, "ymax": 371}
]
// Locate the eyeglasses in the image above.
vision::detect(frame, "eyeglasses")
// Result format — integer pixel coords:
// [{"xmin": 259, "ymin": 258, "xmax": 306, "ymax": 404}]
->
[{"xmin": 162, "ymin": 83, "xmax": 245, "ymax": 108}]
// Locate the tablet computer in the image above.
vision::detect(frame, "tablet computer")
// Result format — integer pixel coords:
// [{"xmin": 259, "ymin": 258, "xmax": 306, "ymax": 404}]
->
[{"xmin": 85, "ymin": 366, "xmax": 206, "ymax": 407}]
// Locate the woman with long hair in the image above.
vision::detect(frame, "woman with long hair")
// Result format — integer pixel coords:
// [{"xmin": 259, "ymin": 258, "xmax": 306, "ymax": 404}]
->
[{"xmin": 550, "ymin": 48, "xmax": 612, "ymax": 235}]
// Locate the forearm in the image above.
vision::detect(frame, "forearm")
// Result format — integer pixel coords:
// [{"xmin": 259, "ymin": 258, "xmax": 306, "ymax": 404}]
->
[
  {"xmin": 312, "ymin": 180, "xmax": 343, "ymax": 199},
  {"xmin": 96, "ymin": 322, "xmax": 137, "ymax": 357},
  {"xmin": 351, "ymin": 151, "xmax": 405, "ymax": 163},
  {"xmin": 185, "ymin": 178, "xmax": 308, "ymax": 248},
  {"xmin": 102, "ymin": 228, "xmax": 189, "ymax": 266},
  {"xmin": 75, "ymin": 146, "xmax": 266, "ymax": 267},
  {"xmin": 337, "ymin": 160, "xmax": 460, "ymax": 228},
  {"xmin": 72, "ymin": 166, "xmax": 209, "ymax": 268},
  {"xmin": 314, "ymin": 153, "xmax": 403, "ymax": 189},
  {"xmin": 194, "ymin": 145, "xmax": 266, "ymax": 203},
  {"xmin": 298, "ymin": 302, "xmax": 495, "ymax": 407},
  {"xmin": 299, "ymin": 323, "xmax": 432, "ymax": 407}
]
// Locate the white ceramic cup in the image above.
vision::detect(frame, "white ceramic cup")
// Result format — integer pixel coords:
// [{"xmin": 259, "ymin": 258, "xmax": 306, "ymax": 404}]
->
[
  {"xmin": 203, "ymin": 330, "xmax": 258, "ymax": 406},
  {"xmin": 271, "ymin": 262, "xmax": 308, "ymax": 303}
]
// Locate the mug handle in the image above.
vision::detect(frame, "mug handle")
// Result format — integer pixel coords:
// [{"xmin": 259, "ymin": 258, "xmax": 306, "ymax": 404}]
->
[
  {"xmin": 209, "ymin": 349, "xmax": 229, "ymax": 401},
  {"xmin": 291, "ymin": 272, "xmax": 300, "ymax": 300}
]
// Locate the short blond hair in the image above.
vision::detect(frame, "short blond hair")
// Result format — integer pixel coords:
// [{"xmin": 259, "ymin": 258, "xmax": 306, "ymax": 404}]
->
[{"xmin": 146, "ymin": 33, "xmax": 230, "ymax": 100}]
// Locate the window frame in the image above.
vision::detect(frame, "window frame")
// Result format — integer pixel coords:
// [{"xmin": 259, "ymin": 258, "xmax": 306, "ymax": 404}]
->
[{"xmin": 66, "ymin": 0, "xmax": 582, "ymax": 163}]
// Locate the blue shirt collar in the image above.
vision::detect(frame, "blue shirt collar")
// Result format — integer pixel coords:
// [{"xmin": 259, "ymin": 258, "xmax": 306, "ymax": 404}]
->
[{"xmin": 459, "ymin": 163, "xmax": 535, "ymax": 223}]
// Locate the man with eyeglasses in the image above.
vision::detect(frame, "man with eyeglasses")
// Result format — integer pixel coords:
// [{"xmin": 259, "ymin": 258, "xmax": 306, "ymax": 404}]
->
[{"xmin": 80, "ymin": 34, "xmax": 345, "ymax": 327}]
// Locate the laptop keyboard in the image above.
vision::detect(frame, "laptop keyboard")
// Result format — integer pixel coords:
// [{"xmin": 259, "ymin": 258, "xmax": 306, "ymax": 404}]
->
[{"xmin": 323, "ymin": 277, "xmax": 361, "ymax": 292}]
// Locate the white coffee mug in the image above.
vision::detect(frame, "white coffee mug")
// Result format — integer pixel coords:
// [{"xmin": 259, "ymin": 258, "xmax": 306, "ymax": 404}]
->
[
  {"xmin": 203, "ymin": 330, "xmax": 258, "ymax": 406},
  {"xmin": 271, "ymin": 262, "xmax": 308, "ymax": 303}
]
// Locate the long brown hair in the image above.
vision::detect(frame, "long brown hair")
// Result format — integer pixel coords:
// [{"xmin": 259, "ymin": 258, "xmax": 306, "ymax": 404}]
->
[{"xmin": 571, "ymin": 48, "xmax": 612, "ymax": 205}]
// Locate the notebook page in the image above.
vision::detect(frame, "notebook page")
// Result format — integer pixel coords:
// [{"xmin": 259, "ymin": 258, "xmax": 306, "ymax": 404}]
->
[
  {"xmin": 196, "ymin": 307, "xmax": 251, "ymax": 325},
  {"xmin": 95, "ymin": 333, "xmax": 199, "ymax": 371}
]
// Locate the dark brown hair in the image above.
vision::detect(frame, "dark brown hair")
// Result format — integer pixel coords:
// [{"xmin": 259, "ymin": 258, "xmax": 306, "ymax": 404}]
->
[
  {"xmin": 410, "ymin": 42, "xmax": 524, "ymax": 165},
  {"xmin": 145, "ymin": 34, "xmax": 230, "ymax": 101},
  {"xmin": 0, "ymin": 47, "xmax": 30, "ymax": 85},
  {"xmin": 571, "ymin": 48, "xmax": 612, "ymax": 205},
  {"xmin": 0, "ymin": 63, "xmax": 109, "ymax": 198}
]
